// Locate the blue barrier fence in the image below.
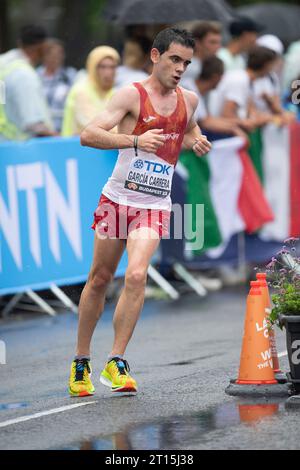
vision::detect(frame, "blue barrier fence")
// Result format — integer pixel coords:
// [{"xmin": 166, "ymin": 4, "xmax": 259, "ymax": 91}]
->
[
  {"xmin": 0, "ymin": 136, "xmax": 287, "ymax": 297},
  {"xmin": 0, "ymin": 137, "xmax": 128, "ymax": 296}
]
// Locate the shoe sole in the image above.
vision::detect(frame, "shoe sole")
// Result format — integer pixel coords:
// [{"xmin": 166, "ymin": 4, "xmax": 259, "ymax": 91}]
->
[
  {"xmin": 100, "ymin": 375, "xmax": 137, "ymax": 396},
  {"xmin": 69, "ymin": 390, "xmax": 95, "ymax": 397}
]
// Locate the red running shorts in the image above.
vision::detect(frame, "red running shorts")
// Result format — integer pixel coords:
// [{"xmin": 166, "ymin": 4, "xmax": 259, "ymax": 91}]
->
[{"xmin": 92, "ymin": 194, "xmax": 170, "ymax": 239}]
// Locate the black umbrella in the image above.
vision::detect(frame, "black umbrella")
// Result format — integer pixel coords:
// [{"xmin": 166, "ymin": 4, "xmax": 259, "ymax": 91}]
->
[
  {"xmin": 103, "ymin": 0, "xmax": 234, "ymax": 25},
  {"xmin": 237, "ymin": 3, "xmax": 300, "ymax": 46}
]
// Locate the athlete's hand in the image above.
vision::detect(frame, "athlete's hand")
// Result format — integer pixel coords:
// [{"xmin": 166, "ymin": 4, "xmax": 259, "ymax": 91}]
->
[
  {"xmin": 192, "ymin": 135, "xmax": 212, "ymax": 157},
  {"xmin": 137, "ymin": 129, "xmax": 165, "ymax": 153}
]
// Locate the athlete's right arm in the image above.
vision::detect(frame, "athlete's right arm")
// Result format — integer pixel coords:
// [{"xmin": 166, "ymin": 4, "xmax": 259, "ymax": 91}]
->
[{"xmin": 80, "ymin": 86, "xmax": 165, "ymax": 152}]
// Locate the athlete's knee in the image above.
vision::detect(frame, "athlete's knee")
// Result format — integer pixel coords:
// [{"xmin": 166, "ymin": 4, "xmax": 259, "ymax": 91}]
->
[
  {"xmin": 88, "ymin": 269, "xmax": 113, "ymax": 291},
  {"xmin": 125, "ymin": 267, "xmax": 148, "ymax": 290}
]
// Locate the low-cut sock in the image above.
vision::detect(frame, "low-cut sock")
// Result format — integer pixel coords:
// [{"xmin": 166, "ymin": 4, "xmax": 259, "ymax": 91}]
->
[
  {"xmin": 73, "ymin": 355, "xmax": 124, "ymax": 363},
  {"xmin": 74, "ymin": 355, "xmax": 90, "ymax": 361},
  {"xmin": 107, "ymin": 354, "xmax": 123, "ymax": 363}
]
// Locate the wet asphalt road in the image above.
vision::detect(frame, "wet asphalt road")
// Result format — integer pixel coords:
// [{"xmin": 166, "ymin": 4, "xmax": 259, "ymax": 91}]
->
[{"xmin": 0, "ymin": 287, "xmax": 299, "ymax": 450}]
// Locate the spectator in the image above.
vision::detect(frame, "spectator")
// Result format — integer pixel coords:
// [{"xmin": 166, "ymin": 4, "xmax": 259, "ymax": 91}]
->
[
  {"xmin": 183, "ymin": 56, "xmax": 245, "ymax": 138},
  {"xmin": 253, "ymin": 35, "xmax": 295, "ymax": 125},
  {"xmin": 116, "ymin": 36, "xmax": 152, "ymax": 88},
  {"xmin": 182, "ymin": 21, "xmax": 222, "ymax": 84},
  {"xmin": 0, "ymin": 25, "xmax": 54, "ymax": 141},
  {"xmin": 283, "ymin": 73, "xmax": 300, "ymax": 120},
  {"xmin": 37, "ymin": 39, "xmax": 77, "ymax": 133},
  {"xmin": 210, "ymin": 46, "xmax": 278, "ymax": 132},
  {"xmin": 283, "ymin": 40, "xmax": 300, "ymax": 91},
  {"xmin": 115, "ymin": 36, "xmax": 151, "ymax": 88},
  {"xmin": 62, "ymin": 46, "xmax": 120, "ymax": 136},
  {"xmin": 217, "ymin": 17, "xmax": 263, "ymax": 72}
]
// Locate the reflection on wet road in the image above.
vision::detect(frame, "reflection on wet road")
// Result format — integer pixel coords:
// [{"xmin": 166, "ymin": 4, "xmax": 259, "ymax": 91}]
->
[
  {"xmin": 59, "ymin": 399, "xmax": 285, "ymax": 450},
  {"xmin": 0, "ymin": 403, "xmax": 28, "ymax": 411}
]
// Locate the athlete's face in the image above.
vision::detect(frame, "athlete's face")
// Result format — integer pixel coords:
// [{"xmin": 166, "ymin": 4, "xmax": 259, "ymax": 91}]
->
[{"xmin": 151, "ymin": 42, "xmax": 194, "ymax": 89}]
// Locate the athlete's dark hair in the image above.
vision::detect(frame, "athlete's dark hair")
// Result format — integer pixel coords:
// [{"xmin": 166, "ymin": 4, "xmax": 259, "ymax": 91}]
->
[
  {"xmin": 19, "ymin": 25, "xmax": 48, "ymax": 47},
  {"xmin": 199, "ymin": 56, "xmax": 224, "ymax": 81},
  {"xmin": 247, "ymin": 46, "xmax": 277, "ymax": 71},
  {"xmin": 152, "ymin": 27, "xmax": 195, "ymax": 55}
]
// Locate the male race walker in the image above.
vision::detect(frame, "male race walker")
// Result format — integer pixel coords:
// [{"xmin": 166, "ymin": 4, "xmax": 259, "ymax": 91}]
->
[{"xmin": 69, "ymin": 28, "xmax": 211, "ymax": 397}]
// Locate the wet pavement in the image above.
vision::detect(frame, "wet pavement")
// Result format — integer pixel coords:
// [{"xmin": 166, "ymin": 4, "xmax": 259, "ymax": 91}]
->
[
  {"xmin": 0, "ymin": 403, "xmax": 28, "ymax": 411},
  {"xmin": 0, "ymin": 288, "xmax": 299, "ymax": 450},
  {"xmin": 58, "ymin": 399, "xmax": 289, "ymax": 450}
]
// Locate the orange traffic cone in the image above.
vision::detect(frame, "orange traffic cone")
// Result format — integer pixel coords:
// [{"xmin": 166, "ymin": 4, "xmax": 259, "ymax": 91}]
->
[
  {"xmin": 226, "ymin": 281, "xmax": 289, "ymax": 397},
  {"xmin": 256, "ymin": 272, "xmax": 286, "ymax": 382},
  {"xmin": 236, "ymin": 281, "xmax": 277, "ymax": 385}
]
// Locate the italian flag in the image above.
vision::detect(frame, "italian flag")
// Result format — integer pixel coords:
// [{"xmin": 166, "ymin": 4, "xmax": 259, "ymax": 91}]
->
[
  {"xmin": 249, "ymin": 123, "xmax": 300, "ymax": 241},
  {"xmin": 180, "ymin": 136, "xmax": 274, "ymax": 257}
]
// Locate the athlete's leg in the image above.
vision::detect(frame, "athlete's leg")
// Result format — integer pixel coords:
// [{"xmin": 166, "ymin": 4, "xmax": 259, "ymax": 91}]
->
[
  {"xmin": 109, "ymin": 227, "xmax": 160, "ymax": 357},
  {"xmin": 76, "ymin": 235, "xmax": 125, "ymax": 357}
]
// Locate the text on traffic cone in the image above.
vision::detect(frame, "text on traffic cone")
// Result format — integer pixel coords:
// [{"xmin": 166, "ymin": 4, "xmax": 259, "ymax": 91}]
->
[
  {"xmin": 256, "ymin": 272, "xmax": 282, "ymax": 374},
  {"xmin": 236, "ymin": 281, "xmax": 277, "ymax": 385}
]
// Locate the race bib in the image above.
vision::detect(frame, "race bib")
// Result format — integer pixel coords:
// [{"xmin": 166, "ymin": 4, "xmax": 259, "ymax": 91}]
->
[{"xmin": 124, "ymin": 157, "xmax": 174, "ymax": 198}]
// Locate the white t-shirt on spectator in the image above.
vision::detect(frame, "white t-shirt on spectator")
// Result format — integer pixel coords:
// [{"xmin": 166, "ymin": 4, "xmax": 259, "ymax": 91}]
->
[
  {"xmin": 252, "ymin": 72, "xmax": 281, "ymax": 112},
  {"xmin": 37, "ymin": 65, "xmax": 77, "ymax": 132},
  {"xmin": 115, "ymin": 65, "xmax": 149, "ymax": 88},
  {"xmin": 283, "ymin": 40, "xmax": 300, "ymax": 90},
  {"xmin": 209, "ymin": 69, "xmax": 251, "ymax": 119},
  {"xmin": 217, "ymin": 48, "xmax": 246, "ymax": 71},
  {"xmin": 0, "ymin": 49, "xmax": 53, "ymax": 141},
  {"xmin": 181, "ymin": 78, "xmax": 207, "ymax": 121}
]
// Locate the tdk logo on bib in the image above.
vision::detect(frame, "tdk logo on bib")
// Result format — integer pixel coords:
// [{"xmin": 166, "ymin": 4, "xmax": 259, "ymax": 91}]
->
[
  {"xmin": 134, "ymin": 159, "xmax": 144, "ymax": 169},
  {"xmin": 144, "ymin": 160, "xmax": 171, "ymax": 175}
]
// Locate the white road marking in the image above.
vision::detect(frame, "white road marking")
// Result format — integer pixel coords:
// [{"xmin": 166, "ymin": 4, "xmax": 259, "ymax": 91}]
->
[
  {"xmin": 0, "ymin": 401, "xmax": 97, "ymax": 429},
  {"xmin": 278, "ymin": 351, "xmax": 288, "ymax": 358}
]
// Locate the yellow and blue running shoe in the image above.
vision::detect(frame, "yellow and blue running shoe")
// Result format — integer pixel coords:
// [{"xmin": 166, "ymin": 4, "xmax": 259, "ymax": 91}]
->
[
  {"xmin": 69, "ymin": 358, "xmax": 95, "ymax": 397},
  {"xmin": 100, "ymin": 357, "xmax": 137, "ymax": 395}
]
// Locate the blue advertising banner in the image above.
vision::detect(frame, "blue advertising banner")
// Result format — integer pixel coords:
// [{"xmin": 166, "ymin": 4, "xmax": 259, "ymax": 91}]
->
[{"xmin": 0, "ymin": 137, "xmax": 128, "ymax": 295}]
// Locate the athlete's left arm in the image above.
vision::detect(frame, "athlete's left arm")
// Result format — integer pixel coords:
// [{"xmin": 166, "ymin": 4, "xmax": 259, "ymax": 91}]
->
[{"xmin": 182, "ymin": 90, "xmax": 212, "ymax": 157}]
